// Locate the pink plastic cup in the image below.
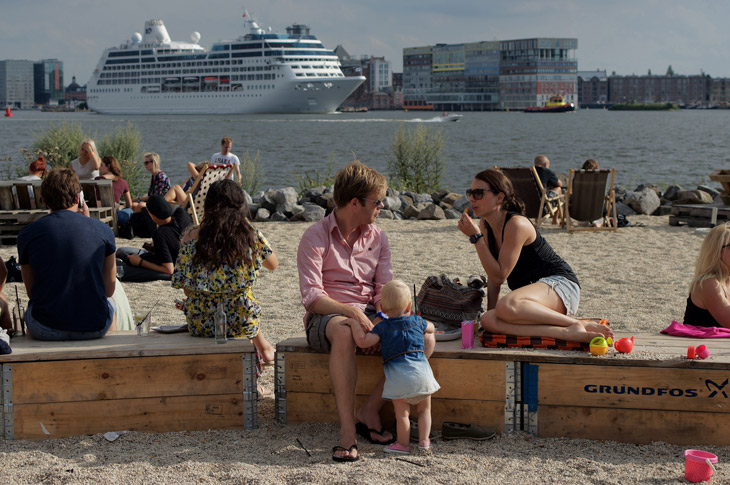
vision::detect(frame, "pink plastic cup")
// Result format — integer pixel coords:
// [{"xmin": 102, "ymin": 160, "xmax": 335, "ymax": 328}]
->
[
  {"xmin": 684, "ymin": 449, "xmax": 718, "ymax": 482},
  {"xmin": 461, "ymin": 321, "xmax": 475, "ymax": 349}
]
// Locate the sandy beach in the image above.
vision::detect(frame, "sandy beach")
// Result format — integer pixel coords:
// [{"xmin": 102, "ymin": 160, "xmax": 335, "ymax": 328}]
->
[{"xmin": 0, "ymin": 215, "xmax": 724, "ymax": 484}]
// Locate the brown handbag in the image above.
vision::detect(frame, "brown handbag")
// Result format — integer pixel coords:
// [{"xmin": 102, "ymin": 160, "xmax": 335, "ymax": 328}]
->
[{"xmin": 416, "ymin": 274, "xmax": 485, "ymax": 327}]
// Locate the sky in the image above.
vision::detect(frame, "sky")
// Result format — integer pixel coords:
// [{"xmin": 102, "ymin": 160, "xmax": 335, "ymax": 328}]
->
[{"xmin": 2, "ymin": 0, "xmax": 729, "ymax": 84}]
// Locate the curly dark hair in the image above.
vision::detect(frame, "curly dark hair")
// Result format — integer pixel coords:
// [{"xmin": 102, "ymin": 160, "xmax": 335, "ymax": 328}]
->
[
  {"xmin": 474, "ymin": 169, "xmax": 525, "ymax": 215},
  {"xmin": 193, "ymin": 179, "xmax": 257, "ymax": 268}
]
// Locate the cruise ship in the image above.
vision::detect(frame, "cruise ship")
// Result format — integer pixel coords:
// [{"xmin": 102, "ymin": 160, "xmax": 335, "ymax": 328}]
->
[{"xmin": 86, "ymin": 13, "xmax": 365, "ymax": 114}]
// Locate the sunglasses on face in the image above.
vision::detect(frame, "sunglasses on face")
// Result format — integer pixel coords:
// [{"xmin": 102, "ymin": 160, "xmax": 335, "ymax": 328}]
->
[
  {"xmin": 466, "ymin": 188, "xmax": 494, "ymax": 200},
  {"xmin": 144, "ymin": 160, "xmax": 153, "ymax": 165},
  {"xmin": 360, "ymin": 197, "xmax": 385, "ymax": 207}
]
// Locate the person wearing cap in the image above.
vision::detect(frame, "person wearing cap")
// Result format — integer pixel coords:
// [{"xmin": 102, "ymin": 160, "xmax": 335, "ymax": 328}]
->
[
  {"xmin": 18, "ymin": 156, "xmax": 47, "ymax": 181},
  {"xmin": 116, "ymin": 195, "xmax": 193, "ymax": 282}
]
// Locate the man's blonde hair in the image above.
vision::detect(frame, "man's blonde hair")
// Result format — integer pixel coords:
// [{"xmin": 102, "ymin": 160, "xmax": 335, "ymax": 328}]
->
[
  {"xmin": 381, "ymin": 279, "xmax": 411, "ymax": 317},
  {"xmin": 333, "ymin": 160, "xmax": 387, "ymax": 208}
]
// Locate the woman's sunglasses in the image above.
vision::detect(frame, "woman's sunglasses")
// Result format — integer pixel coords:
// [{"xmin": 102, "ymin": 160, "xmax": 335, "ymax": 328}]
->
[{"xmin": 465, "ymin": 188, "xmax": 494, "ymax": 200}]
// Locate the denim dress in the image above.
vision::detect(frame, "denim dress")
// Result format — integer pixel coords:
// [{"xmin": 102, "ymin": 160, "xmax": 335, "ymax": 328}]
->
[{"xmin": 372, "ymin": 315, "xmax": 440, "ymax": 400}]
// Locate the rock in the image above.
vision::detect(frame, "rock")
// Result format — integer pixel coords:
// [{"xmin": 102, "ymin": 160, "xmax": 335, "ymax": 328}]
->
[
  {"xmin": 254, "ymin": 208, "xmax": 270, "ymax": 221},
  {"xmin": 634, "ymin": 183, "xmax": 661, "ymax": 196},
  {"xmin": 613, "ymin": 186, "xmax": 628, "ymax": 203},
  {"xmin": 259, "ymin": 189, "xmax": 277, "ymax": 212},
  {"xmin": 300, "ymin": 186, "xmax": 326, "ymax": 204},
  {"xmin": 400, "ymin": 194, "xmax": 414, "ymax": 206},
  {"xmin": 274, "ymin": 187, "xmax": 299, "ymax": 215},
  {"xmin": 439, "ymin": 192, "xmax": 461, "ymax": 207},
  {"xmin": 386, "ymin": 187, "xmax": 400, "ymax": 198},
  {"xmin": 417, "ymin": 204, "xmax": 445, "ymax": 220},
  {"xmin": 627, "ymin": 188, "xmax": 661, "ymax": 215},
  {"xmin": 252, "ymin": 190, "xmax": 265, "ymax": 203},
  {"xmin": 615, "ymin": 202, "xmax": 636, "ymax": 217},
  {"xmin": 383, "ymin": 196, "xmax": 403, "ymax": 212},
  {"xmin": 409, "ymin": 192, "xmax": 433, "ymax": 204},
  {"xmin": 663, "ymin": 185, "xmax": 683, "ymax": 201},
  {"xmin": 674, "ymin": 190, "xmax": 713, "ymax": 205},
  {"xmin": 698, "ymin": 185, "xmax": 721, "ymax": 199},
  {"xmin": 452, "ymin": 196, "xmax": 470, "ymax": 213},
  {"xmin": 269, "ymin": 211, "xmax": 289, "ymax": 222},
  {"xmin": 288, "ymin": 204, "xmax": 305, "ymax": 221},
  {"xmin": 315, "ymin": 192, "xmax": 334, "ymax": 209},
  {"xmin": 243, "ymin": 190, "xmax": 253, "ymax": 207},
  {"xmin": 302, "ymin": 203, "xmax": 325, "ymax": 222},
  {"xmin": 430, "ymin": 190, "xmax": 449, "ymax": 204},
  {"xmin": 377, "ymin": 209, "xmax": 394, "ymax": 219},
  {"xmin": 402, "ymin": 203, "xmax": 425, "ymax": 219},
  {"xmin": 392, "ymin": 211, "xmax": 403, "ymax": 220},
  {"xmin": 444, "ymin": 208, "xmax": 461, "ymax": 219},
  {"xmin": 248, "ymin": 202, "xmax": 260, "ymax": 219}
]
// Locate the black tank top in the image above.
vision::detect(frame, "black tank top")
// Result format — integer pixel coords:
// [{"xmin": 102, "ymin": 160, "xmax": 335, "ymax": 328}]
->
[
  {"xmin": 683, "ymin": 295, "xmax": 722, "ymax": 327},
  {"xmin": 486, "ymin": 212, "xmax": 579, "ymax": 291}
]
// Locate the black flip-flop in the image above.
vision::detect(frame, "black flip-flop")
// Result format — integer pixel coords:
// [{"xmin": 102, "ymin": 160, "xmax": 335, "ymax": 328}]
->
[
  {"xmin": 356, "ymin": 422, "xmax": 396, "ymax": 445},
  {"xmin": 332, "ymin": 444, "xmax": 359, "ymax": 462}
]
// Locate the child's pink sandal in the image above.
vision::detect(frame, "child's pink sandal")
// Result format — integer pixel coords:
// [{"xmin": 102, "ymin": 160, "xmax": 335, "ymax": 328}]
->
[{"xmin": 384, "ymin": 442, "xmax": 411, "ymax": 455}]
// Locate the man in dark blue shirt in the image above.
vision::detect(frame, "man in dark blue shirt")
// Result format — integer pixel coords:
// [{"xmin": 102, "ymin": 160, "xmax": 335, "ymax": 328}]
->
[{"xmin": 18, "ymin": 168, "xmax": 117, "ymax": 340}]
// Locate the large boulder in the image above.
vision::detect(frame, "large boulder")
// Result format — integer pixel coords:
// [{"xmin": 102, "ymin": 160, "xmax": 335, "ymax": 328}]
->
[
  {"xmin": 302, "ymin": 203, "xmax": 326, "ymax": 222},
  {"xmin": 452, "ymin": 196, "xmax": 470, "ymax": 213},
  {"xmin": 377, "ymin": 209, "xmax": 395, "ymax": 220},
  {"xmin": 698, "ymin": 185, "xmax": 721, "ymax": 200},
  {"xmin": 274, "ymin": 187, "xmax": 299, "ymax": 215},
  {"xmin": 613, "ymin": 186, "xmax": 628, "ymax": 204},
  {"xmin": 626, "ymin": 189, "xmax": 660, "ymax": 215},
  {"xmin": 315, "ymin": 192, "xmax": 335, "ymax": 210},
  {"xmin": 662, "ymin": 185, "xmax": 683, "ymax": 202},
  {"xmin": 430, "ymin": 190, "xmax": 449, "ymax": 204},
  {"xmin": 259, "ymin": 189, "xmax": 277, "ymax": 212},
  {"xmin": 383, "ymin": 196, "xmax": 403, "ymax": 212},
  {"xmin": 269, "ymin": 211, "xmax": 289, "ymax": 222},
  {"xmin": 674, "ymin": 190, "xmax": 713, "ymax": 205},
  {"xmin": 254, "ymin": 208, "xmax": 270, "ymax": 221},
  {"xmin": 444, "ymin": 208, "xmax": 461, "ymax": 220},
  {"xmin": 402, "ymin": 203, "xmax": 426, "ymax": 219},
  {"xmin": 615, "ymin": 202, "xmax": 636, "ymax": 217},
  {"xmin": 417, "ymin": 204, "xmax": 446, "ymax": 220}
]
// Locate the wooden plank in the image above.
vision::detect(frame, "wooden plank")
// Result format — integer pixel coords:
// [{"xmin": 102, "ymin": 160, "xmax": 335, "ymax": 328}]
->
[
  {"xmin": 538, "ymin": 363, "xmax": 730, "ymax": 412},
  {"xmin": 13, "ymin": 393, "xmax": 244, "ymax": 440},
  {"xmin": 285, "ymin": 391, "xmax": 505, "ymax": 431},
  {"xmin": 283, "ymin": 352, "xmax": 505, "ymax": 401},
  {"xmin": 539, "ymin": 405, "xmax": 730, "ymax": 445},
  {"xmin": 11, "ymin": 354, "xmax": 243, "ymax": 404},
  {"xmin": 0, "ymin": 333, "xmax": 255, "ymax": 362}
]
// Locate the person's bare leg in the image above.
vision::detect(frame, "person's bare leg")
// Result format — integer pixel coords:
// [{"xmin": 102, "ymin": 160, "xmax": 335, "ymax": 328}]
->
[
  {"xmin": 416, "ymin": 396, "xmax": 432, "ymax": 445},
  {"xmin": 392, "ymin": 399, "xmax": 410, "ymax": 448},
  {"xmin": 481, "ymin": 310, "xmax": 611, "ymax": 342},
  {"xmin": 326, "ymin": 317, "xmax": 359, "ymax": 460},
  {"xmin": 354, "ymin": 375, "xmax": 393, "ymax": 443}
]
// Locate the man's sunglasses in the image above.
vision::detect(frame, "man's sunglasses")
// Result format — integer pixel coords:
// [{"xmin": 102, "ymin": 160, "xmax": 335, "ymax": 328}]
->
[{"xmin": 465, "ymin": 188, "xmax": 494, "ymax": 200}]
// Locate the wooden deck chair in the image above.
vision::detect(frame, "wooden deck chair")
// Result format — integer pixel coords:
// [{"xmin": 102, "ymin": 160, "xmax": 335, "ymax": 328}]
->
[
  {"xmin": 496, "ymin": 166, "xmax": 563, "ymax": 228},
  {"xmin": 181, "ymin": 164, "xmax": 233, "ymax": 225},
  {"xmin": 564, "ymin": 168, "xmax": 618, "ymax": 232}
]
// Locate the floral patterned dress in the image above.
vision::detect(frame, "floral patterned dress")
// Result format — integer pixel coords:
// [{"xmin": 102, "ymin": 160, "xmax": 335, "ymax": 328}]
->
[
  {"xmin": 172, "ymin": 229, "xmax": 272, "ymax": 338},
  {"xmin": 148, "ymin": 171, "xmax": 171, "ymax": 197}
]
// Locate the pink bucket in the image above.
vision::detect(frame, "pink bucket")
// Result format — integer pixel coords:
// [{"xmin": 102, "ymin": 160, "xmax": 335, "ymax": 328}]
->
[{"xmin": 684, "ymin": 449, "xmax": 718, "ymax": 482}]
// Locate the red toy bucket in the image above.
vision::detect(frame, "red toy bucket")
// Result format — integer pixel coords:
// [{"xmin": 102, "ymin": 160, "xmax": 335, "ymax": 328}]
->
[{"xmin": 684, "ymin": 449, "xmax": 718, "ymax": 482}]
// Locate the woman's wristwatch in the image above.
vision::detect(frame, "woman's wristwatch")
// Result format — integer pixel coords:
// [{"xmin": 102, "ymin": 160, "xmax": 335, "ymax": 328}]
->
[{"xmin": 469, "ymin": 233, "xmax": 483, "ymax": 244}]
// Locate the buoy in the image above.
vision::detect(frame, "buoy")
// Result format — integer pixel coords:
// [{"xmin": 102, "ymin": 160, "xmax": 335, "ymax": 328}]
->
[{"xmin": 4, "ymin": 107, "xmax": 12, "ymax": 118}]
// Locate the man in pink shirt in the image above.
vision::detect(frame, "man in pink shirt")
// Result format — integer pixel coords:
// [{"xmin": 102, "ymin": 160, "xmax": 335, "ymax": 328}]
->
[{"xmin": 297, "ymin": 161, "xmax": 394, "ymax": 462}]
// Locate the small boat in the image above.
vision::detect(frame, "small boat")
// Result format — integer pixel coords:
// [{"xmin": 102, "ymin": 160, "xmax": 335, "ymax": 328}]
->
[
  {"xmin": 4, "ymin": 107, "xmax": 12, "ymax": 118},
  {"xmin": 440, "ymin": 112, "xmax": 462, "ymax": 122},
  {"xmin": 524, "ymin": 95, "xmax": 575, "ymax": 113}
]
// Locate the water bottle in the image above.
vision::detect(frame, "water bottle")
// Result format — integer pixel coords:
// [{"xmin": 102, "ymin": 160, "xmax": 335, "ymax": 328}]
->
[{"xmin": 214, "ymin": 302, "xmax": 227, "ymax": 344}]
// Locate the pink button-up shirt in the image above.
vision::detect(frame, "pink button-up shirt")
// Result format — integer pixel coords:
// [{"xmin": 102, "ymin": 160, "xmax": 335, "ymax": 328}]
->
[{"xmin": 297, "ymin": 210, "xmax": 392, "ymax": 319}]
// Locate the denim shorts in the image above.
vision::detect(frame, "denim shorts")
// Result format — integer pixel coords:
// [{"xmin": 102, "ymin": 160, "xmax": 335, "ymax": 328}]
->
[
  {"xmin": 538, "ymin": 275, "xmax": 580, "ymax": 316},
  {"xmin": 305, "ymin": 306, "xmax": 376, "ymax": 353},
  {"xmin": 25, "ymin": 299, "xmax": 115, "ymax": 341}
]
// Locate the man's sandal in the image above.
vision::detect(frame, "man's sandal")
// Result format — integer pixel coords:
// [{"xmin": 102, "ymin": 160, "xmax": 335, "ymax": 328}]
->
[{"xmin": 332, "ymin": 444, "xmax": 359, "ymax": 462}]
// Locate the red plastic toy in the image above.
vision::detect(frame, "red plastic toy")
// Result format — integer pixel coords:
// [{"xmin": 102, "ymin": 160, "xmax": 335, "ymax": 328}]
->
[{"xmin": 614, "ymin": 336, "xmax": 634, "ymax": 353}]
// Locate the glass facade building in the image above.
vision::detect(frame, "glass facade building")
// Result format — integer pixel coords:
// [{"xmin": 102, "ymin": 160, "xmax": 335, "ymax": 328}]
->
[
  {"xmin": 34, "ymin": 59, "xmax": 64, "ymax": 105},
  {"xmin": 0, "ymin": 60, "xmax": 35, "ymax": 109}
]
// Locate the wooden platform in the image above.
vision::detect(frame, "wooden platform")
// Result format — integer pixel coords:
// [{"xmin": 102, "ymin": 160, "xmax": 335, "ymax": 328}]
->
[
  {"xmin": 0, "ymin": 332, "xmax": 258, "ymax": 440},
  {"xmin": 669, "ymin": 203, "xmax": 730, "ymax": 227},
  {"xmin": 276, "ymin": 332, "xmax": 730, "ymax": 445}
]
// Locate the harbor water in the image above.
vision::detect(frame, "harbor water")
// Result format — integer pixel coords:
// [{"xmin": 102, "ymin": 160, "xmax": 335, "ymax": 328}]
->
[{"xmin": 1, "ymin": 109, "xmax": 728, "ymax": 193}]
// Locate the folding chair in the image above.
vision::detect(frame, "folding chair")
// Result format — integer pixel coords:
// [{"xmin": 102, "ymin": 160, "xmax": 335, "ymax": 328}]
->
[
  {"xmin": 564, "ymin": 168, "xmax": 618, "ymax": 232},
  {"xmin": 181, "ymin": 164, "xmax": 233, "ymax": 225},
  {"xmin": 497, "ymin": 166, "xmax": 563, "ymax": 228}
]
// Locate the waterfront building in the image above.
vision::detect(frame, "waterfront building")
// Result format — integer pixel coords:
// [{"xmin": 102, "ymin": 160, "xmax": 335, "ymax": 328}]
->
[
  {"xmin": 337, "ymin": 48, "xmax": 397, "ymax": 110},
  {"xmin": 34, "ymin": 59, "xmax": 64, "ymax": 105},
  {"xmin": 402, "ymin": 46, "xmax": 433, "ymax": 109},
  {"xmin": 577, "ymin": 70, "xmax": 607, "ymax": 107},
  {"xmin": 499, "ymin": 38, "xmax": 578, "ymax": 110},
  {"xmin": 711, "ymin": 77, "xmax": 730, "ymax": 108},
  {"xmin": 369, "ymin": 57, "xmax": 391, "ymax": 93},
  {"xmin": 0, "ymin": 60, "xmax": 35, "ymax": 109},
  {"xmin": 65, "ymin": 75, "xmax": 87, "ymax": 104},
  {"xmin": 607, "ymin": 74, "xmax": 710, "ymax": 106}
]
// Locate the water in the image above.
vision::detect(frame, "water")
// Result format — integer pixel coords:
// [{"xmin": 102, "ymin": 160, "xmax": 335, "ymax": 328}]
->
[{"xmin": 2, "ymin": 109, "xmax": 728, "ymax": 193}]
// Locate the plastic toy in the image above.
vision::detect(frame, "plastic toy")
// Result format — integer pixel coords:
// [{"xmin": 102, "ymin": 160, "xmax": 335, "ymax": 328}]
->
[
  {"xmin": 687, "ymin": 346, "xmax": 696, "ymax": 359},
  {"xmin": 614, "ymin": 336, "xmax": 635, "ymax": 354},
  {"xmin": 589, "ymin": 336, "xmax": 609, "ymax": 356},
  {"xmin": 687, "ymin": 345, "xmax": 710, "ymax": 360}
]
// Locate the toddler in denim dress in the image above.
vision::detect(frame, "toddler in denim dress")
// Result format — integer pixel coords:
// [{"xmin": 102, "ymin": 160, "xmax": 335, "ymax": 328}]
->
[{"xmin": 348, "ymin": 279, "xmax": 440, "ymax": 454}]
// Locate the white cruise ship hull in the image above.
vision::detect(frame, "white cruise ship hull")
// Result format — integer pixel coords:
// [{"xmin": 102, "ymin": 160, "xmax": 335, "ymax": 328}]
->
[{"xmin": 90, "ymin": 77, "xmax": 364, "ymax": 115}]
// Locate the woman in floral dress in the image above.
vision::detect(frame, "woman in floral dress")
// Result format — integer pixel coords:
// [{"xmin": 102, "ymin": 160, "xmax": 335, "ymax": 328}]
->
[{"xmin": 172, "ymin": 179, "xmax": 277, "ymax": 364}]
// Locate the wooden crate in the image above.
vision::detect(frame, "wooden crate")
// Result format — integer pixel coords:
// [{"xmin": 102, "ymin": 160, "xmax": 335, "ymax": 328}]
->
[
  {"xmin": 0, "ymin": 332, "xmax": 258, "ymax": 440},
  {"xmin": 669, "ymin": 204, "xmax": 730, "ymax": 228},
  {"xmin": 276, "ymin": 336, "xmax": 509, "ymax": 433}
]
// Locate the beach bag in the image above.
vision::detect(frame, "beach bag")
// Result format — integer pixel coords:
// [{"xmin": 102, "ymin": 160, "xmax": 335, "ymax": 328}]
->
[
  {"xmin": 5, "ymin": 256, "xmax": 22, "ymax": 283},
  {"xmin": 416, "ymin": 274, "xmax": 486, "ymax": 327}
]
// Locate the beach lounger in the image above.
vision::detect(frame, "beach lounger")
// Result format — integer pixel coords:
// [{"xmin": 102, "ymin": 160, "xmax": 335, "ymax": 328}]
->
[
  {"xmin": 564, "ymin": 168, "xmax": 617, "ymax": 232},
  {"xmin": 497, "ymin": 166, "xmax": 563, "ymax": 228},
  {"xmin": 181, "ymin": 164, "xmax": 233, "ymax": 225}
]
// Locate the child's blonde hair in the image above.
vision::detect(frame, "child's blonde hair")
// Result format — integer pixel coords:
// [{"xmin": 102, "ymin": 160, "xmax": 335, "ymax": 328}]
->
[{"xmin": 381, "ymin": 279, "xmax": 411, "ymax": 317}]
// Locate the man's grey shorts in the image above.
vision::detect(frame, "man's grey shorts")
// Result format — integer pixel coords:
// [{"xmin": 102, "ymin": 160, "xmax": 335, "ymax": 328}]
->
[
  {"xmin": 305, "ymin": 307, "xmax": 376, "ymax": 353},
  {"xmin": 538, "ymin": 275, "xmax": 580, "ymax": 316}
]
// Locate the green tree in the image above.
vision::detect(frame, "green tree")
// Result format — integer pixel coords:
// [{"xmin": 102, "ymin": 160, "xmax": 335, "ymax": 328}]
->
[
  {"xmin": 240, "ymin": 149, "xmax": 266, "ymax": 196},
  {"xmin": 387, "ymin": 124, "xmax": 446, "ymax": 193},
  {"xmin": 666, "ymin": 65, "xmax": 675, "ymax": 76}
]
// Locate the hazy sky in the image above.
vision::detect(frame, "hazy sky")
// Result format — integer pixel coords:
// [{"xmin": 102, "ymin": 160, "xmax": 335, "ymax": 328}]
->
[{"xmin": 2, "ymin": 0, "xmax": 728, "ymax": 84}]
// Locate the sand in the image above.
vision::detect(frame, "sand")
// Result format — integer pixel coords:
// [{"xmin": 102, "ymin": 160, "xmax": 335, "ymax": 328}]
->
[{"xmin": 0, "ymin": 215, "xmax": 723, "ymax": 484}]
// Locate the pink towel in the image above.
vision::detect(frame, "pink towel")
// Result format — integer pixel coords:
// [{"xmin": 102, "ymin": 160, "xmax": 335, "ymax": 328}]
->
[{"xmin": 660, "ymin": 320, "xmax": 730, "ymax": 338}]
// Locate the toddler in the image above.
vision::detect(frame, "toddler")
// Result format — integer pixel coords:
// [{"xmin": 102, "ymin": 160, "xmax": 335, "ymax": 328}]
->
[{"xmin": 349, "ymin": 279, "xmax": 440, "ymax": 454}]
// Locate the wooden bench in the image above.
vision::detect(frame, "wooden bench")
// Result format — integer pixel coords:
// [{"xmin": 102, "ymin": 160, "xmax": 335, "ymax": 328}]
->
[
  {"xmin": 669, "ymin": 203, "xmax": 730, "ymax": 227},
  {"xmin": 276, "ymin": 332, "xmax": 730, "ymax": 445},
  {"xmin": 0, "ymin": 332, "xmax": 258, "ymax": 440},
  {"xmin": 0, "ymin": 179, "xmax": 117, "ymax": 244}
]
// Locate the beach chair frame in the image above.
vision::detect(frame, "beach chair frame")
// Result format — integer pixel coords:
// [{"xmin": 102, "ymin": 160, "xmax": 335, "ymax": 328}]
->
[
  {"xmin": 564, "ymin": 168, "xmax": 618, "ymax": 232},
  {"xmin": 496, "ymin": 166, "xmax": 563, "ymax": 228},
  {"xmin": 181, "ymin": 164, "xmax": 234, "ymax": 225}
]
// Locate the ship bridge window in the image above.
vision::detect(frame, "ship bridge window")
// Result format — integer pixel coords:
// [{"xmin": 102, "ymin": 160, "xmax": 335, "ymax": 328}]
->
[
  {"xmin": 212, "ymin": 44, "xmax": 230, "ymax": 51},
  {"xmin": 108, "ymin": 50, "xmax": 139, "ymax": 58}
]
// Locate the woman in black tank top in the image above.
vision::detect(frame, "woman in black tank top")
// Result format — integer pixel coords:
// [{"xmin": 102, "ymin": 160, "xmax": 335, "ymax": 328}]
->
[
  {"xmin": 456, "ymin": 169, "xmax": 613, "ymax": 343},
  {"xmin": 684, "ymin": 223, "xmax": 730, "ymax": 328}
]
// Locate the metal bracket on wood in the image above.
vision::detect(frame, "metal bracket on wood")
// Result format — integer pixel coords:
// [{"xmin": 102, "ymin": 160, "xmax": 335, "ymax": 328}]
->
[
  {"xmin": 504, "ymin": 362, "xmax": 519, "ymax": 432},
  {"xmin": 274, "ymin": 352, "xmax": 286, "ymax": 424},
  {"xmin": 2, "ymin": 364, "xmax": 13, "ymax": 440},
  {"xmin": 241, "ymin": 353, "xmax": 258, "ymax": 430},
  {"xmin": 711, "ymin": 206, "xmax": 718, "ymax": 225}
]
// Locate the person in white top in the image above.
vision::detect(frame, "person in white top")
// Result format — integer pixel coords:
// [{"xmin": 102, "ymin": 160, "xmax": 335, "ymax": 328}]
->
[
  {"xmin": 18, "ymin": 156, "xmax": 47, "ymax": 181},
  {"xmin": 70, "ymin": 139, "xmax": 101, "ymax": 180},
  {"xmin": 210, "ymin": 136, "xmax": 241, "ymax": 183}
]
